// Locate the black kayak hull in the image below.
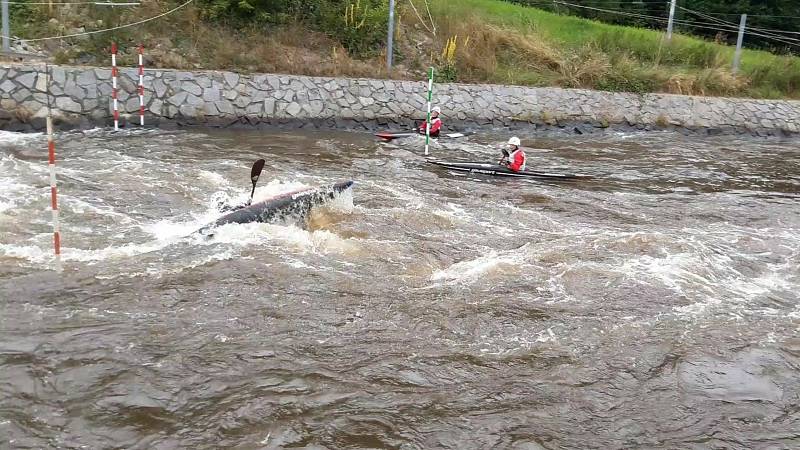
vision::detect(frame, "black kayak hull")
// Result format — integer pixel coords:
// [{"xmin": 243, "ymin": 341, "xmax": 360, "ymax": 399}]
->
[
  {"xmin": 198, "ymin": 180, "xmax": 354, "ymax": 235},
  {"xmin": 375, "ymin": 131, "xmax": 475, "ymax": 141},
  {"xmin": 427, "ymin": 161, "xmax": 589, "ymax": 180}
]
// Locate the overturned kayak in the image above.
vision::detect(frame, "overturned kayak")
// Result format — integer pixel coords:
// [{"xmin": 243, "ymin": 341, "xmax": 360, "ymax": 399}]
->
[
  {"xmin": 198, "ymin": 180, "xmax": 354, "ymax": 235},
  {"xmin": 427, "ymin": 160, "xmax": 590, "ymax": 180},
  {"xmin": 375, "ymin": 130, "xmax": 475, "ymax": 141}
]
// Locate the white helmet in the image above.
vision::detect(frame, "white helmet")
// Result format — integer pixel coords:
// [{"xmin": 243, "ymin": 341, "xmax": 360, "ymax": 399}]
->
[
  {"xmin": 508, "ymin": 137, "xmax": 521, "ymax": 146},
  {"xmin": 432, "ymin": 106, "xmax": 441, "ymax": 114}
]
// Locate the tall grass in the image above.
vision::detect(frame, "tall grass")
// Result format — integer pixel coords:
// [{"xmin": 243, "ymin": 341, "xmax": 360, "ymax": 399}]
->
[{"xmin": 432, "ymin": 0, "xmax": 800, "ymax": 98}]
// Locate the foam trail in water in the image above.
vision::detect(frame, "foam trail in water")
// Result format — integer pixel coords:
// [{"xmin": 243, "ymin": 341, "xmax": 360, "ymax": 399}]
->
[{"xmin": 430, "ymin": 244, "xmax": 532, "ymax": 285}]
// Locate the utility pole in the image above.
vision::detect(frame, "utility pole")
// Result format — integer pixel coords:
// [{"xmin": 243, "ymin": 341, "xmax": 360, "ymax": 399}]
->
[
  {"xmin": 666, "ymin": 0, "xmax": 677, "ymax": 41},
  {"xmin": 732, "ymin": 13, "xmax": 747, "ymax": 75},
  {"xmin": 387, "ymin": 0, "xmax": 395, "ymax": 73},
  {"xmin": 2, "ymin": 0, "xmax": 9, "ymax": 53}
]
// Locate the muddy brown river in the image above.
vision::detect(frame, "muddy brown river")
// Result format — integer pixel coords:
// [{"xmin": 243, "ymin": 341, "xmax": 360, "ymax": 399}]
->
[{"xmin": 1, "ymin": 127, "xmax": 799, "ymax": 449}]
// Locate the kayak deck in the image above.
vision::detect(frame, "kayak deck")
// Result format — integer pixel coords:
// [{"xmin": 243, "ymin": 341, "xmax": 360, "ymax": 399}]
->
[
  {"xmin": 375, "ymin": 131, "xmax": 475, "ymax": 141},
  {"xmin": 427, "ymin": 160, "xmax": 590, "ymax": 180}
]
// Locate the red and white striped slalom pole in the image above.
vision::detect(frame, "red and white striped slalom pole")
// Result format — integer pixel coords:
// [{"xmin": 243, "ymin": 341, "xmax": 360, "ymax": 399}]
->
[
  {"xmin": 111, "ymin": 42, "xmax": 119, "ymax": 131},
  {"xmin": 138, "ymin": 44, "xmax": 145, "ymax": 126},
  {"xmin": 44, "ymin": 67, "xmax": 62, "ymax": 272},
  {"xmin": 47, "ymin": 116, "xmax": 61, "ymax": 271}
]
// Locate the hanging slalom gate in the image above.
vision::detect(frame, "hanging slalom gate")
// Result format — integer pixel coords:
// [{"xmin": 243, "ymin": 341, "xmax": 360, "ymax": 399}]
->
[
  {"xmin": 424, "ymin": 67, "xmax": 435, "ymax": 156},
  {"xmin": 110, "ymin": 42, "xmax": 146, "ymax": 130}
]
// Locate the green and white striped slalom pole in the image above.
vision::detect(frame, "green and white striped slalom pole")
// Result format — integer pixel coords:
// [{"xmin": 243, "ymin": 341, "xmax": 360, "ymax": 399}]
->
[{"xmin": 424, "ymin": 67, "xmax": 434, "ymax": 156}]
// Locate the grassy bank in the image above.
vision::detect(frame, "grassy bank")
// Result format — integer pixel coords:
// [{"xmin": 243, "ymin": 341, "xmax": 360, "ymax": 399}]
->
[
  {"xmin": 428, "ymin": 0, "xmax": 800, "ymax": 98},
  {"xmin": 5, "ymin": 0, "xmax": 800, "ymax": 99}
]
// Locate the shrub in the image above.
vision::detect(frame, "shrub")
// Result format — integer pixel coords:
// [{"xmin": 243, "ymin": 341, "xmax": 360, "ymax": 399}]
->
[{"xmin": 317, "ymin": 0, "xmax": 390, "ymax": 57}]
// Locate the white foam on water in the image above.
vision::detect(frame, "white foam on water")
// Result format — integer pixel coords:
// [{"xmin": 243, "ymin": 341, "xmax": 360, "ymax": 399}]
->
[
  {"xmin": 725, "ymin": 268, "xmax": 793, "ymax": 300},
  {"xmin": 142, "ymin": 208, "xmax": 223, "ymax": 242},
  {"xmin": 0, "ymin": 242, "xmax": 49, "ymax": 264},
  {"xmin": 285, "ymin": 259, "xmax": 313, "ymax": 269},
  {"xmin": 140, "ymin": 248, "xmax": 240, "ymax": 278},
  {"xmin": 241, "ymin": 223, "xmax": 360, "ymax": 255},
  {"xmin": 364, "ymin": 180, "xmax": 428, "ymax": 209},
  {"xmin": 319, "ymin": 185, "xmax": 355, "ymax": 214},
  {"xmin": 0, "ymin": 179, "xmax": 358, "ymax": 271},
  {"xmin": 473, "ymin": 326, "xmax": 561, "ymax": 356},
  {"xmin": 621, "ymin": 253, "xmax": 714, "ymax": 295},
  {"xmin": 198, "ymin": 170, "xmax": 230, "ymax": 186},
  {"xmin": 62, "ymin": 196, "xmax": 136, "ymax": 224},
  {"xmin": 430, "ymin": 245, "xmax": 530, "ymax": 285},
  {"xmin": 144, "ymin": 179, "xmax": 346, "ymax": 242},
  {"xmin": 61, "ymin": 241, "xmax": 172, "ymax": 263},
  {"xmin": 200, "ymin": 182, "xmax": 358, "ymax": 256},
  {"xmin": 0, "ymin": 130, "xmax": 44, "ymax": 145},
  {"xmin": 0, "ymin": 178, "xmax": 36, "ymax": 214}
]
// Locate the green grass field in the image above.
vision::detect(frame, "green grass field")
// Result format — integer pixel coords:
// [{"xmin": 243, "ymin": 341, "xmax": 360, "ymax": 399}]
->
[{"xmin": 430, "ymin": 0, "xmax": 800, "ymax": 98}]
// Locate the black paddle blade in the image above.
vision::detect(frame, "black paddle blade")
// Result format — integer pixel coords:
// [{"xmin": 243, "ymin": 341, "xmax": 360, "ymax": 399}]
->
[
  {"xmin": 247, "ymin": 159, "xmax": 266, "ymax": 205},
  {"xmin": 251, "ymin": 159, "xmax": 266, "ymax": 183}
]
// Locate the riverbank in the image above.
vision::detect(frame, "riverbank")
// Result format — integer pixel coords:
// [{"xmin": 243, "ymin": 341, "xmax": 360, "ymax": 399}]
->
[
  {"xmin": 10, "ymin": 0, "xmax": 800, "ymax": 100},
  {"xmin": 1, "ymin": 63, "xmax": 798, "ymax": 137}
]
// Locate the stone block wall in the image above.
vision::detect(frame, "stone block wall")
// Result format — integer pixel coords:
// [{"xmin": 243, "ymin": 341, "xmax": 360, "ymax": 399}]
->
[{"xmin": 0, "ymin": 63, "xmax": 798, "ymax": 135}]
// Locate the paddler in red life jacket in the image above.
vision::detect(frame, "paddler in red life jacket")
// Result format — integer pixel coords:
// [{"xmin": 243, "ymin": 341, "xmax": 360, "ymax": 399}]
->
[
  {"xmin": 418, "ymin": 106, "xmax": 442, "ymax": 137},
  {"xmin": 501, "ymin": 137, "xmax": 526, "ymax": 172}
]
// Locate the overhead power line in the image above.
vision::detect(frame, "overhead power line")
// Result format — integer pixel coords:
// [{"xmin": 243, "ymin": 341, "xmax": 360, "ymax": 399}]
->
[
  {"xmin": 13, "ymin": 0, "xmax": 193, "ymax": 42},
  {"xmin": 679, "ymin": 5, "xmax": 800, "ymax": 43},
  {"xmin": 548, "ymin": 0, "xmax": 800, "ymax": 48},
  {"xmin": 520, "ymin": 0, "xmax": 800, "ymax": 19}
]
